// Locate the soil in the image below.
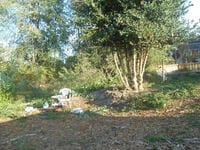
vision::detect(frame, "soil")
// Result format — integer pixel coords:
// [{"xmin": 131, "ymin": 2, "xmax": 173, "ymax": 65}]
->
[{"xmin": 0, "ymin": 89, "xmax": 200, "ymax": 150}]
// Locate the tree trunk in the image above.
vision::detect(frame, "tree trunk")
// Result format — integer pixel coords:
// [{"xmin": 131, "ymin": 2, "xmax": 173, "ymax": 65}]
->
[
  {"xmin": 113, "ymin": 48, "xmax": 148, "ymax": 92},
  {"xmin": 132, "ymin": 53, "xmax": 139, "ymax": 91},
  {"xmin": 138, "ymin": 51, "xmax": 148, "ymax": 91},
  {"xmin": 113, "ymin": 52, "xmax": 130, "ymax": 89}
]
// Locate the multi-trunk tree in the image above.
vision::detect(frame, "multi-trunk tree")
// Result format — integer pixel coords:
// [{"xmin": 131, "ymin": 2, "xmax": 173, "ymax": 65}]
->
[{"xmin": 72, "ymin": 0, "xmax": 190, "ymax": 91}]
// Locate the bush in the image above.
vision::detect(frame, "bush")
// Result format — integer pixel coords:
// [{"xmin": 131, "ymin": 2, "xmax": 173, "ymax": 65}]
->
[
  {"xmin": 168, "ymin": 89, "xmax": 190, "ymax": 99},
  {"xmin": 0, "ymin": 89, "xmax": 12, "ymax": 102},
  {"xmin": 141, "ymin": 93, "xmax": 169, "ymax": 109},
  {"xmin": 124, "ymin": 92, "xmax": 169, "ymax": 111},
  {"xmin": 0, "ymin": 101, "xmax": 24, "ymax": 118},
  {"xmin": 58, "ymin": 53, "xmax": 120, "ymax": 96}
]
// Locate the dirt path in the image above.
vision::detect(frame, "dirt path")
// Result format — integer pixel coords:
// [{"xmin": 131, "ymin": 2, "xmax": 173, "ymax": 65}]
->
[{"xmin": 0, "ymin": 97, "xmax": 199, "ymax": 150}]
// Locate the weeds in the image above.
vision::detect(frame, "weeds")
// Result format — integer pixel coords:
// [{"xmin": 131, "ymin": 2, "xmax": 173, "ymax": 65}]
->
[
  {"xmin": 77, "ymin": 106, "xmax": 110, "ymax": 118},
  {"xmin": 0, "ymin": 101, "xmax": 24, "ymax": 118},
  {"xmin": 88, "ymin": 106, "xmax": 110, "ymax": 116},
  {"xmin": 122, "ymin": 92, "xmax": 169, "ymax": 111},
  {"xmin": 144, "ymin": 134, "xmax": 166, "ymax": 142},
  {"xmin": 16, "ymin": 139, "xmax": 35, "ymax": 150},
  {"xmin": 40, "ymin": 112, "xmax": 70, "ymax": 120},
  {"xmin": 186, "ymin": 113, "xmax": 200, "ymax": 127},
  {"xmin": 120, "ymin": 73, "xmax": 200, "ymax": 111}
]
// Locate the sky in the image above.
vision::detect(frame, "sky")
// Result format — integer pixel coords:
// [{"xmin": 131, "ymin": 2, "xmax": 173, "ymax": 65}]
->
[{"xmin": 185, "ymin": 0, "xmax": 200, "ymax": 23}]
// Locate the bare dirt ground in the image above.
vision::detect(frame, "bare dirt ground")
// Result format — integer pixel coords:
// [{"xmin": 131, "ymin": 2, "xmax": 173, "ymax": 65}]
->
[{"xmin": 0, "ymin": 91, "xmax": 200, "ymax": 150}]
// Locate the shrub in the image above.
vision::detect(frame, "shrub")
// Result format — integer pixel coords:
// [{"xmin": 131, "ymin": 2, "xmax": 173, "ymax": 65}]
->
[
  {"xmin": 124, "ymin": 92, "xmax": 169, "ymax": 111},
  {"xmin": 0, "ymin": 92, "xmax": 24, "ymax": 118},
  {"xmin": 141, "ymin": 93, "xmax": 169, "ymax": 109},
  {"xmin": 0, "ymin": 89, "xmax": 12, "ymax": 102},
  {"xmin": 168, "ymin": 89, "xmax": 190, "ymax": 99},
  {"xmin": 58, "ymin": 53, "xmax": 120, "ymax": 96}
]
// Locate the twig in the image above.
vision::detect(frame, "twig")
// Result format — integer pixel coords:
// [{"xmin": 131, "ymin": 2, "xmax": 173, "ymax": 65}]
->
[{"xmin": 1, "ymin": 133, "xmax": 36, "ymax": 144}]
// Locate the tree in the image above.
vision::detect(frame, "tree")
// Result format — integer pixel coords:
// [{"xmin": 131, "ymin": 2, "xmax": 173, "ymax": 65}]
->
[
  {"xmin": 72, "ymin": 0, "xmax": 190, "ymax": 91},
  {"xmin": 2, "ymin": 0, "xmax": 72, "ymax": 65},
  {"xmin": 0, "ymin": 0, "xmax": 75, "ymax": 91}
]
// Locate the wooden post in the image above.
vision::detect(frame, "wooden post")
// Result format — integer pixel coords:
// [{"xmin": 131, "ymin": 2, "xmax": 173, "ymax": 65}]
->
[{"xmin": 162, "ymin": 59, "xmax": 165, "ymax": 81}]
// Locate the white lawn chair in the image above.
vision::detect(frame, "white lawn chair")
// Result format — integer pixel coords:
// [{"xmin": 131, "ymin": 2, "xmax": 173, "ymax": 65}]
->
[{"xmin": 51, "ymin": 88, "xmax": 73, "ymax": 108}]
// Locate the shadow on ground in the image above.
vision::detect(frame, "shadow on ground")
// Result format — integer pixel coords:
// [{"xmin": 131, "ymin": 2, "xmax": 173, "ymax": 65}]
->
[{"xmin": 0, "ymin": 107, "xmax": 199, "ymax": 150}]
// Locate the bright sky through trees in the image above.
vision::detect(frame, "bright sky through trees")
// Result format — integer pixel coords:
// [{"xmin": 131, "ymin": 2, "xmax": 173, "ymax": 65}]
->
[
  {"xmin": 185, "ymin": 0, "xmax": 200, "ymax": 23},
  {"xmin": 0, "ymin": 0, "xmax": 199, "ymax": 49}
]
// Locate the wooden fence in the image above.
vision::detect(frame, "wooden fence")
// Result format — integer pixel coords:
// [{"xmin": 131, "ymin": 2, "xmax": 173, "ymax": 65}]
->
[
  {"xmin": 157, "ymin": 63, "xmax": 200, "ymax": 76},
  {"xmin": 178, "ymin": 63, "xmax": 200, "ymax": 72}
]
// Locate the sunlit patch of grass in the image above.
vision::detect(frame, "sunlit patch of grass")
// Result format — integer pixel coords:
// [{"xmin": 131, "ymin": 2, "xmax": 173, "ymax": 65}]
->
[
  {"xmin": 0, "ymin": 100, "xmax": 25, "ymax": 118},
  {"xmin": 77, "ymin": 106, "xmax": 110, "ymax": 118},
  {"xmin": 88, "ymin": 106, "xmax": 110, "ymax": 116},
  {"xmin": 190, "ymin": 103, "xmax": 200, "ymax": 112},
  {"xmin": 30, "ymin": 98, "xmax": 52, "ymax": 108}
]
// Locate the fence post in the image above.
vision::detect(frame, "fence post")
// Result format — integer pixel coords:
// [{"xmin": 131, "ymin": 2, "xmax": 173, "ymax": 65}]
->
[{"xmin": 162, "ymin": 60, "xmax": 165, "ymax": 81}]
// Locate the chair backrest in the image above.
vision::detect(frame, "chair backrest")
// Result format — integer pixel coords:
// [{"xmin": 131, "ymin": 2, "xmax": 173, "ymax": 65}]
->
[{"xmin": 59, "ymin": 88, "xmax": 72, "ymax": 98}]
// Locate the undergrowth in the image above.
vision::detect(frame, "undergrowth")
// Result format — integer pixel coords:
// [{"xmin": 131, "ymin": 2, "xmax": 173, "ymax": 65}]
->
[{"xmin": 122, "ymin": 73, "xmax": 200, "ymax": 111}]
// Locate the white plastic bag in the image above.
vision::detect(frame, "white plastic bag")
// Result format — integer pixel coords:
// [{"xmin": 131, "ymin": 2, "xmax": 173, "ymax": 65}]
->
[{"xmin": 71, "ymin": 108, "xmax": 84, "ymax": 114}]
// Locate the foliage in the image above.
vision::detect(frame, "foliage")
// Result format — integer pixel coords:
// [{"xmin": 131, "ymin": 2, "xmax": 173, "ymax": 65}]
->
[
  {"xmin": 0, "ymin": 61, "xmax": 57, "ymax": 102},
  {"xmin": 0, "ymin": 68, "xmax": 25, "ymax": 118},
  {"xmin": 146, "ymin": 45, "xmax": 175, "ymax": 71},
  {"xmin": 140, "ymin": 93, "xmax": 169, "ymax": 109},
  {"xmin": 122, "ymin": 72, "xmax": 200, "ymax": 111},
  {"xmin": 59, "ymin": 52, "xmax": 120, "ymax": 95},
  {"xmin": 72, "ymin": 0, "xmax": 190, "ymax": 91},
  {"xmin": 0, "ymin": 97, "xmax": 24, "ymax": 118},
  {"xmin": 0, "ymin": 89, "xmax": 12, "ymax": 102},
  {"xmin": 87, "ymin": 106, "xmax": 110, "ymax": 116},
  {"xmin": 159, "ymin": 73, "xmax": 200, "ymax": 99},
  {"xmin": 124, "ymin": 92, "xmax": 169, "ymax": 111},
  {"xmin": 31, "ymin": 98, "xmax": 52, "ymax": 108},
  {"xmin": 1, "ymin": 1, "xmax": 73, "ymax": 96},
  {"xmin": 8, "ymin": 0, "xmax": 72, "ymax": 64}
]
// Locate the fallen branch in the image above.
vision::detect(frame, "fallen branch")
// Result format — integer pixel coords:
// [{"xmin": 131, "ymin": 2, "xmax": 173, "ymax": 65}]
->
[
  {"xmin": 183, "ymin": 138, "xmax": 200, "ymax": 143},
  {"xmin": 1, "ymin": 133, "xmax": 36, "ymax": 144}
]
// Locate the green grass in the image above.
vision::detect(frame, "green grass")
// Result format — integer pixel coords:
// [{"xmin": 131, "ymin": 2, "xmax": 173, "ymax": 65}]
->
[
  {"xmin": 186, "ymin": 113, "xmax": 200, "ymax": 127},
  {"xmin": 157, "ymin": 73, "xmax": 200, "ymax": 99},
  {"xmin": 40, "ymin": 111, "xmax": 70, "ymax": 120},
  {"xmin": 1, "ymin": 72, "xmax": 200, "ymax": 118},
  {"xmin": 16, "ymin": 140, "xmax": 35, "ymax": 150},
  {"xmin": 122, "ymin": 73, "xmax": 200, "ymax": 111},
  {"xmin": 0, "ymin": 100, "xmax": 25, "ymax": 118},
  {"xmin": 144, "ymin": 134, "xmax": 166, "ymax": 142},
  {"xmin": 75, "ymin": 106, "xmax": 110, "ymax": 118}
]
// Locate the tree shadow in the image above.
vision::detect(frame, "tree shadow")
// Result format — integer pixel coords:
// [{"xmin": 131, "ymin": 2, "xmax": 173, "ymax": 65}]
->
[{"xmin": 0, "ymin": 107, "xmax": 199, "ymax": 150}]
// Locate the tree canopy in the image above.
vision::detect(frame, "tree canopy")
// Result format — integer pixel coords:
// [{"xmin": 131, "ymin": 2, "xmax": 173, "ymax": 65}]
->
[{"xmin": 72, "ymin": 0, "xmax": 191, "ymax": 91}]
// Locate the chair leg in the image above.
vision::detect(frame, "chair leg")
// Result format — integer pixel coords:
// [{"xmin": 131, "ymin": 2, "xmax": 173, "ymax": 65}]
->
[{"xmin": 68, "ymin": 100, "xmax": 72, "ymax": 109}]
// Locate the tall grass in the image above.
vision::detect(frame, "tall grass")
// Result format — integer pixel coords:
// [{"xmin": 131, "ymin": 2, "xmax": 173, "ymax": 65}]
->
[{"xmin": 0, "ymin": 90, "xmax": 24, "ymax": 118}]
